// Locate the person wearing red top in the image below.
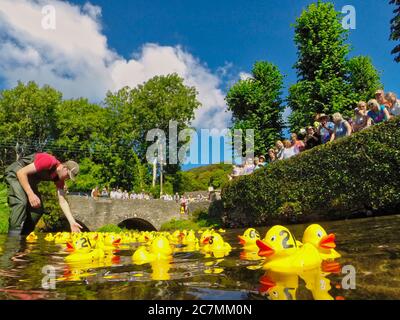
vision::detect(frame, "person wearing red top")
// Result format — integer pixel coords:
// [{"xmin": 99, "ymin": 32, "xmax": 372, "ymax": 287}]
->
[{"xmin": 4, "ymin": 153, "xmax": 81, "ymax": 235}]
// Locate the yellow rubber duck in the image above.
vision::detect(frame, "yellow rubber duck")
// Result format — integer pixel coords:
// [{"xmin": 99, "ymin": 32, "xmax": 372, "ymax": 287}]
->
[
  {"xmin": 302, "ymin": 224, "xmax": 341, "ymax": 260},
  {"xmin": 238, "ymin": 228, "xmax": 260, "ymax": 250},
  {"xmin": 256, "ymin": 225, "xmax": 321, "ymax": 273},
  {"xmin": 182, "ymin": 230, "xmax": 198, "ymax": 246},
  {"xmin": 132, "ymin": 236, "xmax": 173, "ymax": 265},
  {"xmin": 26, "ymin": 232, "xmax": 38, "ymax": 243},
  {"xmin": 259, "ymin": 271, "xmax": 299, "ymax": 300},
  {"xmin": 201, "ymin": 233, "xmax": 231, "ymax": 254},
  {"xmin": 44, "ymin": 233, "xmax": 54, "ymax": 242},
  {"xmin": 199, "ymin": 229, "xmax": 214, "ymax": 246},
  {"xmin": 151, "ymin": 260, "xmax": 172, "ymax": 281},
  {"xmin": 65, "ymin": 247, "xmax": 105, "ymax": 263},
  {"xmin": 66, "ymin": 235, "xmax": 94, "ymax": 253},
  {"xmin": 102, "ymin": 233, "xmax": 122, "ymax": 247},
  {"xmin": 54, "ymin": 232, "xmax": 71, "ymax": 244},
  {"xmin": 299, "ymin": 268, "xmax": 334, "ymax": 300}
]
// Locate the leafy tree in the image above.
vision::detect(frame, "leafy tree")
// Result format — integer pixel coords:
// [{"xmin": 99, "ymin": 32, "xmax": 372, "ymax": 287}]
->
[
  {"xmin": 105, "ymin": 73, "xmax": 200, "ymax": 163},
  {"xmin": 105, "ymin": 73, "xmax": 201, "ymax": 190},
  {"xmin": 347, "ymin": 56, "xmax": 382, "ymax": 102},
  {"xmin": 288, "ymin": 1, "xmax": 383, "ymax": 132},
  {"xmin": 0, "ymin": 81, "xmax": 61, "ymax": 169},
  {"xmin": 226, "ymin": 61, "xmax": 284, "ymax": 155},
  {"xmin": 390, "ymin": 0, "xmax": 400, "ymax": 62},
  {"xmin": 288, "ymin": 1, "xmax": 353, "ymax": 131}
]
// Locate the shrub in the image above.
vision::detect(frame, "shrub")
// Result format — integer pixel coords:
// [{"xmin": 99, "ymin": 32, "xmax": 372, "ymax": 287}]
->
[
  {"xmin": 222, "ymin": 117, "xmax": 400, "ymax": 226},
  {"xmin": 0, "ymin": 182, "xmax": 9, "ymax": 234},
  {"xmin": 97, "ymin": 224, "xmax": 124, "ymax": 233}
]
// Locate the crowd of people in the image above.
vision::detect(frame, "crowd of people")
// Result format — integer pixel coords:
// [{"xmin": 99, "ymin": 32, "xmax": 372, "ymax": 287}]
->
[
  {"xmin": 90, "ymin": 187, "xmax": 209, "ymax": 204},
  {"xmin": 91, "ymin": 187, "xmax": 152, "ymax": 200},
  {"xmin": 230, "ymin": 89, "xmax": 399, "ymax": 179}
]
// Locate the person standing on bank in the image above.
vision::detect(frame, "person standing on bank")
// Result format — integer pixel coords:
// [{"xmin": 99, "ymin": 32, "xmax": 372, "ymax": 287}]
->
[{"xmin": 5, "ymin": 153, "xmax": 82, "ymax": 236}]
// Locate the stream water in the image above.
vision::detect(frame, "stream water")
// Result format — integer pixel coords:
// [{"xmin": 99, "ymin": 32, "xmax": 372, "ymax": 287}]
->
[{"xmin": 0, "ymin": 214, "xmax": 399, "ymax": 300}]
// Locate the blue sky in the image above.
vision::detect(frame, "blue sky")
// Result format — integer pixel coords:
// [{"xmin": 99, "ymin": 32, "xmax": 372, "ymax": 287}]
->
[
  {"xmin": 0, "ymin": 0, "xmax": 399, "ymax": 171},
  {"xmin": 70, "ymin": 0, "xmax": 398, "ymax": 93}
]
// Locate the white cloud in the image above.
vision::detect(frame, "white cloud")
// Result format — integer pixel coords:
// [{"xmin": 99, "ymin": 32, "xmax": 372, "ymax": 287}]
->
[
  {"xmin": 0, "ymin": 0, "xmax": 231, "ymax": 129},
  {"xmin": 239, "ymin": 72, "xmax": 252, "ymax": 80}
]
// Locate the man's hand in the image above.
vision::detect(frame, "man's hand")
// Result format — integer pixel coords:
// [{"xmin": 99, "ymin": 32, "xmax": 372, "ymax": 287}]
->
[
  {"xmin": 70, "ymin": 221, "xmax": 83, "ymax": 233},
  {"xmin": 28, "ymin": 193, "xmax": 41, "ymax": 208}
]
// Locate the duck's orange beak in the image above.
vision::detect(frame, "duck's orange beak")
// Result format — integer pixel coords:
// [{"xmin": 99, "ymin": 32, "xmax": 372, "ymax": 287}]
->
[
  {"xmin": 319, "ymin": 233, "xmax": 336, "ymax": 249},
  {"xmin": 66, "ymin": 242, "xmax": 74, "ymax": 251},
  {"xmin": 112, "ymin": 255, "xmax": 121, "ymax": 264},
  {"xmin": 259, "ymin": 274, "xmax": 276, "ymax": 288},
  {"xmin": 322, "ymin": 261, "xmax": 341, "ymax": 273},
  {"xmin": 179, "ymin": 232, "xmax": 185, "ymax": 240},
  {"xmin": 112, "ymin": 238, "xmax": 121, "ymax": 246},
  {"xmin": 238, "ymin": 235, "xmax": 246, "ymax": 245},
  {"xmin": 256, "ymin": 240, "xmax": 275, "ymax": 257},
  {"xmin": 259, "ymin": 275, "xmax": 276, "ymax": 294},
  {"xmin": 202, "ymin": 237, "xmax": 210, "ymax": 244}
]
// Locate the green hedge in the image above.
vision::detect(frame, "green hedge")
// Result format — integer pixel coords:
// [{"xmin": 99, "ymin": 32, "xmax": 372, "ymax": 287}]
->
[
  {"xmin": 0, "ymin": 182, "xmax": 9, "ymax": 233},
  {"xmin": 221, "ymin": 117, "xmax": 400, "ymax": 226}
]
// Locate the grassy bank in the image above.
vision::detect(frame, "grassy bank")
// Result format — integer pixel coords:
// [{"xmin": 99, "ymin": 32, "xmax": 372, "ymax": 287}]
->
[
  {"xmin": 0, "ymin": 182, "xmax": 9, "ymax": 233},
  {"xmin": 160, "ymin": 209, "xmax": 222, "ymax": 231},
  {"xmin": 222, "ymin": 117, "xmax": 400, "ymax": 227}
]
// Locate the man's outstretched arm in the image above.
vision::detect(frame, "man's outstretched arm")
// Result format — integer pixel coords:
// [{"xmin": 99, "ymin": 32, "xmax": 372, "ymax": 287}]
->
[{"xmin": 57, "ymin": 188, "xmax": 82, "ymax": 233}]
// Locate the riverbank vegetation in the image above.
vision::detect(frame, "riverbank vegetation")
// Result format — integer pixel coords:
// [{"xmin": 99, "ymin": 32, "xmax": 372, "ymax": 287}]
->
[
  {"xmin": 160, "ymin": 209, "xmax": 221, "ymax": 231},
  {"xmin": 0, "ymin": 183, "xmax": 8, "ymax": 233},
  {"xmin": 221, "ymin": 117, "xmax": 400, "ymax": 226}
]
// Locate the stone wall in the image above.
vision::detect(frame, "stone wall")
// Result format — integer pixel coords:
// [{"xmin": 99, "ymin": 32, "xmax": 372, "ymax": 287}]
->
[{"xmin": 67, "ymin": 196, "xmax": 211, "ymax": 231}]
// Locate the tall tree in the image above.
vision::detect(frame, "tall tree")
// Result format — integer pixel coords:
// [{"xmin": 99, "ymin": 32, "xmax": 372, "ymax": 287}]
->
[
  {"xmin": 0, "ymin": 81, "xmax": 61, "ymax": 169},
  {"xmin": 390, "ymin": 0, "xmax": 400, "ymax": 62},
  {"xmin": 105, "ymin": 73, "xmax": 201, "ymax": 190},
  {"xmin": 288, "ymin": 1, "xmax": 353, "ymax": 131},
  {"xmin": 226, "ymin": 61, "xmax": 284, "ymax": 155},
  {"xmin": 347, "ymin": 56, "xmax": 382, "ymax": 102}
]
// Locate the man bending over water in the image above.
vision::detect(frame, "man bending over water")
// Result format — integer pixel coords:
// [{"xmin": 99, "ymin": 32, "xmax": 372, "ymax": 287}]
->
[{"xmin": 5, "ymin": 153, "xmax": 82, "ymax": 236}]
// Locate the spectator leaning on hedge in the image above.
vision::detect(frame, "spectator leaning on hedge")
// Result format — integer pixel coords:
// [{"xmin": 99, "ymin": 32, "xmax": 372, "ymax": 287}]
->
[
  {"xmin": 275, "ymin": 141, "xmax": 285, "ymax": 160},
  {"xmin": 386, "ymin": 92, "xmax": 400, "ymax": 117},
  {"xmin": 281, "ymin": 140, "xmax": 299, "ymax": 160},
  {"xmin": 352, "ymin": 101, "xmax": 369, "ymax": 132},
  {"xmin": 330, "ymin": 113, "xmax": 352, "ymax": 141},
  {"xmin": 268, "ymin": 149, "xmax": 277, "ymax": 163},
  {"xmin": 304, "ymin": 126, "xmax": 321, "ymax": 150},
  {"xmin": 367, "ymin": 99, "xmax": 391, "ymax": 126},
  {"xmin": 291, "ymin": 133, "xmax": 305, "ymax": 152},
  {"xmin": 375, "ymin": 89, "xmax": 391, "ymax": 108},
  {"xmin": 317, "ymin": 114, "xmax": 335, "ymax": 144}
]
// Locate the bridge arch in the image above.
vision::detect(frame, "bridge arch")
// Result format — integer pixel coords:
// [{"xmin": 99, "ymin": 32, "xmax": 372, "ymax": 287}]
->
[{"xmin": 118, "ymin": 218, "xmax": 157, "ymax": 232}]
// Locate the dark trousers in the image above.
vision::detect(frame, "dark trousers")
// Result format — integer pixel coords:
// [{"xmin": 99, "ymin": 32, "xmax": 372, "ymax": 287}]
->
[{"xmin": 5, "ymin": 164, "xmax": 44, "ymax": 235}]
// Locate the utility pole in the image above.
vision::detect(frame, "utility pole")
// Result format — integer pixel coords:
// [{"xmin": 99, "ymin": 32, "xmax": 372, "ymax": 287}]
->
[
  {"xmin": 160, "ymin": 142, "xmax": 163, "ymax": 198},
  {"xmin": 152, "ymin": 157, "xmax": 157, "ymax": 187}
]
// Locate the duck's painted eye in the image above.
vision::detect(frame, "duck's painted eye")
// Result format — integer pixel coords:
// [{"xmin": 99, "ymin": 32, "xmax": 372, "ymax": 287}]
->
[
  {"xmin": 250, "ymin": 230, "xmax": 256, "ymax": 238},
  {"xmin": 272, "ymin": 291, "xmax": 278, "ymax": 297},
  {"xmin": 271, "ymin": 236, "xmax": 276, "ymax": 242},
  {"xmin": 317, "ymin": 231, "xmax": 323, "ymax": 238}
]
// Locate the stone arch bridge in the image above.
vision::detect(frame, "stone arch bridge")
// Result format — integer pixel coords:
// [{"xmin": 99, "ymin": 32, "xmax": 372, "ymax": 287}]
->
[{"xmin": 67, "ymin": 196, "xmax": 210, "ymax": 231}]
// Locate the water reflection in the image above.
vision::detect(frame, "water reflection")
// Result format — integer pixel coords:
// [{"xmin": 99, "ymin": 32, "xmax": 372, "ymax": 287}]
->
[{"xmin": 0, "ymin": 214, "xmax": 399, "ymax": 300}]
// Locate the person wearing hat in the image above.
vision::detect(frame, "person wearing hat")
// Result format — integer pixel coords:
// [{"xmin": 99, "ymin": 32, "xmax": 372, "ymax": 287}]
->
[
  {"xmin": 4, "ymin": 152, "xmax": 82, "ymax": 236},
  {"xmin": 316, "ymin": 113, "xmax": 335, "ymax": 144}
]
